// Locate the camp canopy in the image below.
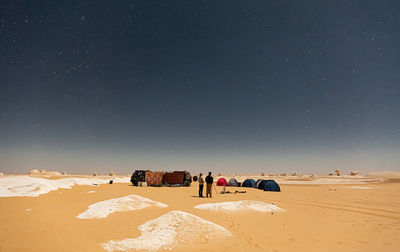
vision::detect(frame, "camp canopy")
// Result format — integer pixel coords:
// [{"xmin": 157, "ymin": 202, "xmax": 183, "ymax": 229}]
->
[
  {"xmin": 242, "ymin": 179, "xmax": 256, "ymax": 188},
  {"xmin": 216, "ymin": 178, "xmax": 228, "ymax": 186},
  {"xmin": 263, "ymin": 180, "xmax": 281, "ymax": 192},
  {"xmin": 228, "ymin": 178, "xmax": 239, "ymax": 187}
]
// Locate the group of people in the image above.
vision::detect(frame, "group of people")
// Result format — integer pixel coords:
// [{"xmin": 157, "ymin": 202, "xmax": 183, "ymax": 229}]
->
[{"xmin": 197, "ymin": 172, "xmax": 214, "ymax": 198}]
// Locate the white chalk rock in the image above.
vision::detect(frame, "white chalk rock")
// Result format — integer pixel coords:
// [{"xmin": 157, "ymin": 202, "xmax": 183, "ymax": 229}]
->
[
  {"xmin": 101, "ymin": 211, "xmax": 231, "ymax": 252},
  {"xmin": 77, "ymin": 195, "xmax": 167, "ymax": 219},
  {"xmin": 29, "ymin": 169, "xmax": 40, "ymax": 175},
  {"xmin": 109, "ymin": 172, "xmax": 115, "ymax": 176}
]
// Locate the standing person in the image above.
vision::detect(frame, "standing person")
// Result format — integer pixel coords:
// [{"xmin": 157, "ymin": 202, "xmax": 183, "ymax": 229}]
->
[
  {"xmin": 205, "ymin": 172, "xmax": 213, "ymax": 198},
  {"xmin": 198, "ymin": 173, "xmax": 204, "ymax": 197}
]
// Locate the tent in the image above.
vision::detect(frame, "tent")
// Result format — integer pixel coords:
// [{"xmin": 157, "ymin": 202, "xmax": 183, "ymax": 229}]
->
[
  {"xmin": 257, "ymin": 180, "xmax": 268, "ymax": 190},
  {"xmin": 228, "ymin": 178, "xmax": 239, "ymax": 187},
  {"xmin": 216, "ymin": 177, "xmax": 228, "ymax": 186},
  {"xmin": 242, "ymin": 179, "xmax": 256, "ymax": 188},
  {"xmin": 263, "ymin": 180, "xmax": 281, "ymax": 192},
  {"xmin": 256, "ymin": 179, "xmax": 264, "ymax": 188}
]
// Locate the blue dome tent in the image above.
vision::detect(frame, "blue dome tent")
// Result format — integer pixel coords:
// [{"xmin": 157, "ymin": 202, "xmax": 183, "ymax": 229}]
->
[
  {"xmin": 256, "ymin": 179, "xmax": 263, "ymax": 188},
  {"xmin": 257, "ymin": 180, "xmax": 268, "ymax": 189},
  {"xmin": 242, "ymin": 179, "xmax": 256, "ymax": 188},
  {"xmin": 263, "ymin": 180, "xmax": 281, "ymax": 192}
]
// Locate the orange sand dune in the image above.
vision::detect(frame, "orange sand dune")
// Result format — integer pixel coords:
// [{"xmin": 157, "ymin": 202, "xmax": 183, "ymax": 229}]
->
[{"xmin": 0, "ymin": 177, "xmax": 399, "ymax": 251}]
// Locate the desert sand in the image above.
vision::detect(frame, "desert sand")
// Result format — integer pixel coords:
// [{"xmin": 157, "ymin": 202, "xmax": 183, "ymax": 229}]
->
[{"xmin": 0, "ymin": 173, "xmax": 399, "ymax": 252}]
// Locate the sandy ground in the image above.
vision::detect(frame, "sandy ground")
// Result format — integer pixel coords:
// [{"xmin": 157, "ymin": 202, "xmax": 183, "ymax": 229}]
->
[{"xmin": 0, "ymin": 175, "xmax": 399, "ymax": 252}]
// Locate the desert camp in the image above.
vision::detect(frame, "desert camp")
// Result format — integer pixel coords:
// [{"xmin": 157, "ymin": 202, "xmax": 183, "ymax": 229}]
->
[
  {"xmin": 1, "ymin": 0, "xmax": 399, "ymax": 251},
  {"xmin": 1, "ymin": 171, "xmax": 400, "ymax": 252}
]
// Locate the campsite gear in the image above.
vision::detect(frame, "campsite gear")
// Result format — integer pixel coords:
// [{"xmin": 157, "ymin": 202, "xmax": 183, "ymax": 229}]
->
[
  {"xmin": 216, "ymin": 178, "xmax": 228, "ymax": 186},
  {"xmin": 109, "ymin": 180, "xmax": 113, "ymax": 184},
  {"xmin": 263, "ymin": 180, "xmax": 281, "ymax": 192},
  {"xmin": 163, "ymin": 171, "xmax": 192, "ymax": 186},
  {"xmin": 145, "ymin": 171, "xmax": 164, "ymax": 186},
  {"xmin": 130, "ymin": 170, "xmax": 149, "ymax": 186},
  {"xmin": 193, "ymin": 176, "xmax": 198, "ymax": 182},
  {"xmin": 242, "ymin": 179, "xmax": 256, "ymax": 188},
  {"xmin": 228, "ymin": 178, "xmax": 239, "ymax": 187},
  {"xmin": 213, "ymin": 183, "xmax": 219, "ymax": 197}
]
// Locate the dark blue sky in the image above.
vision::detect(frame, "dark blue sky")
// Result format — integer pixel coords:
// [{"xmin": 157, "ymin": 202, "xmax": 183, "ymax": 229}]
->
[{"xmin": 0, "ymin": 1, "xmax": 399, "ymax": 174}]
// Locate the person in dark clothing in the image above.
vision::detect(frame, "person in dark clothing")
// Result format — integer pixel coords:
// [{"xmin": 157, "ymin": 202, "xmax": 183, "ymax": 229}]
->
[
  {"xmin": 198, "ymin": 173, "xmax": 204, "ymax": 197},
  {"xmin": 205, "ymin": 172, "xmax": 213, "ymax": 198}
]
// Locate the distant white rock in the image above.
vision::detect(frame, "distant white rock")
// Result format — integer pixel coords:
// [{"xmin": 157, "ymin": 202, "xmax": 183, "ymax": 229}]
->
[
  {"xmin": 29, "ymin": 170, "xmax": 61, "ymax": 177},
  {"xmin": 109, "ymin": 172, "xmax": 115, "ymax": 176},
  {"xmin": 101, "ymin": 210, "xmax": 231, "ymax": 252},
  {"xmin": 92, "ymin": 172, "xmax": 97, "ymax": 176},
  {"xmin": 29, "ymin": 169, "xmax": 40, "ymax": 175},
  {"xmin": 0, "ymin": 172, "xmax": 4, "ymax": 177},
  {"xmin": 45, "ymin": 171, "xmax": 62, "ymax": 176},
  {"xmin": 77, "ymin": 195, "xmax": 168, "ymax": 219}
]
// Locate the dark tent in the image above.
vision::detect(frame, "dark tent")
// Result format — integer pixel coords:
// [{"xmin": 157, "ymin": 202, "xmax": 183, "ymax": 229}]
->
[
  {"xmin": 263, "ymin": 180, "xmax": 281, "ymax": 192},
  {"xmin": 256, "ymin": 179, "xmax": 264, "ymax": 189},
  {"xmin": 257, "ymin": 180, "xmax": 268, "ymax": 189},
  {"xmin": 216, "ymin": 178, "xmax": 228, "ymax": 186},
  {"xmin": 242, "ymin": 179, "xmax": 256, "ymax": 188},
  {"xmin": 228, "ymin": 178, "xmax": 239, "ymax": 187}
]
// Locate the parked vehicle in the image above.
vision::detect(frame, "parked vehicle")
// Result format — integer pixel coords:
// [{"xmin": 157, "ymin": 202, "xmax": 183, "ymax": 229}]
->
[{"xmin": 130, "ymin": 170, "xmax": 148, "ymax": 186}]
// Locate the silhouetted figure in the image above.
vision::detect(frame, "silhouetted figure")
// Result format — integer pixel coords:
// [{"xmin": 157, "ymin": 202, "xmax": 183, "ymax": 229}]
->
[
  {"xmin": 198, "ymin": 173, "xmax": 204, "ymax": 197},
  {"xmin": 205, "ymin": 172, "xmax": 213, "ymax": 198}
]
